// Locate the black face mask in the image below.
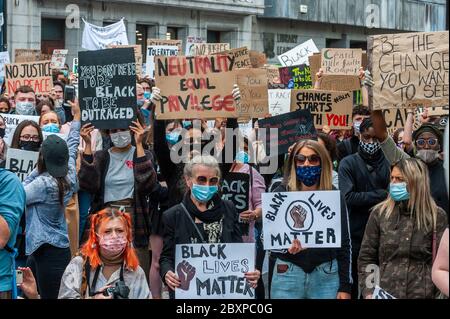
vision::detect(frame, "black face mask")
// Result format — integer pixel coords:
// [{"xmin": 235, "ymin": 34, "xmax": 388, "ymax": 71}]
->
[
  {"xmin": 0, "ymin": 128, "xmax": 5, "ymax": 139},
  {"xmin": 19, "ymin": 141, "xmax": 41, "ymax": 152}
]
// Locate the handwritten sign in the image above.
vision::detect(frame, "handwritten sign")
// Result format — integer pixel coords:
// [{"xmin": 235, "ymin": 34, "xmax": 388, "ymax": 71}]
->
[
  {"xmin": 264, "ymin": 66, "xmax": 283, "ymax": 89},
  {"xmin": 321, "ymin": 48, "xmax": 362, "ymax": 75},
  {"xmin": 146, "ymin": 45, "xmax": 180, "ymax": 78},
  {"xmin": 221, "ymin": 47, "xmax": 252, "ymax": 69},
  {"xmin": 236, "ymin": 68, "xmax": 269, "ymax": 119},
  {"xmin": 0, "ymin": 51, "xmax": 10, "ymax": 78},
  {"xmin": 262, "ymin": 191, "xmax": 342, "ymax": 249},
  {"xmin": 268, "ymin": 89, "xmax": 291, "ymax": 116},
  {"xmin": 249, "ymin": 51, "xmax": 267, "ymax": 68},
  {"xmin": 279, "ymin": 64, "xmax": 313, "ymax": 89},
  {"xmin": 147, "ymin": 39, "xmax": 183, "ymax": 53},
  {"xmin": 221, "ymin": 172, "xmax": 250, "ymax": 235},
  {"xmin": 5, "ymin": 149, "xmax": 39, "ymax": 182},
  {"xmin": 258, "ymin": 109, "xmax": 317, "ymax": 155},
  {"xmin": 50, "ymin": 49, "xmax": 69, "ymax": 69},
  {"xmin": 5, "ymin": 60, "xmax": 53, "ymax": 95},
  {"xmin": 383, "ymin": 108, "xmax": 416, "ymax": 134},
  {"xmin": 186, "ymin": 36, "xmax": 205, "ymax": 56},
  {"xmin": 78, "ymin": 48, "xmax": 137, "ymax": 129},
  {"xmin": 291, "ymin": 89, "xmax": 353, "ymax": 129},
  {"xmin": 193, "ymin": 43, "xmax": 230, "ymax": 56},
  {"xmin": 175, "ymin": 243, "xmax": 255, "ymax": 299},
  {"xmin": 108, "ymin": 45, "xmax": 143, "ymax": 76},
  {"xmin": 14, "ymin": 49, "xmax": 41, "ymax": 63},
  {"xmin": 369, "ymin": 31, "xmax": 449, "ymax": 109},
  {"xmin": 1, "ymin": 114, "xmax": 40, "ymax": 146},
  {"xmin": 277, "ymin": 39, "xmax": 319, "ymax": 67},
  {"xmin": 154, "ymin": 54, "xmax": 238, "ymax": 120}
]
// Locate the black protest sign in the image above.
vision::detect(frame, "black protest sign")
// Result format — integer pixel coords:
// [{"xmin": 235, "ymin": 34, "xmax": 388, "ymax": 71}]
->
[
  {"xmin": 221, "ymin": 172, "xmax": 250, "ymax": 235},
  {"xmin": 78, "ymin": 47, "xmax": 137, "ymax": 129},
  {"xmin": 279, "ymin": 64, "xmax": 313, "ymax": 90},
  {"xmin": 258, "ymin": 109, "xmax": 317, "ymax": 155}
]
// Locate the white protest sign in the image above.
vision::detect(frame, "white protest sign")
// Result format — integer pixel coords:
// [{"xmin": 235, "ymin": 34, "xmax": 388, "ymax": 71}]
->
[
  {"xmin": 5, "ymin": 148, "xmax": 39, "ymax": 182},
  {"xmin": 175, "ymin": 243, "xmax": 255, "ymax": 299},
  {"xmin": 2, "ymin": 114, "xmax": 40, "ymax": 146},
  {"xmin": 262, "ymin": 191, "xmax": 342, "ymax": 250},
  {"xmin": 277, "ymin": 39, "xmax": 319, "ymax": 67},
  {"xmin": 50, "ymin": 49, "xmax": 69, "ymax": 69},
  {"xmin": 82, "ymin": 18, "xmax": 128, "ymax": 50},
  {"xmin": 43, "ymin": 132, "xmax": 68, "ymax": 141},
  {"xmin": 146, "ymin": 45, "xmax": 180, "ymax": 78},
  {"xmin": 185, "ymin": 36, "xmax": 205, "ymax": 56},
  {"xmin": 372, "ymin": 286, "xmax": 397, "ymax": 299},
  {"xmin": 269, "ymin": 89, "xmax": 291, "ymax": 116},
  {"xmin": 0, "ymin": 51, "xmax": 10, "ymax": 78}
]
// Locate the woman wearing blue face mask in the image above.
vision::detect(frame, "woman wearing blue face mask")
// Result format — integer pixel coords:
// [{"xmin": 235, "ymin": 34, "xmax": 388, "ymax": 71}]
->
[
  {"xmin": 271, "ymin": 139, "xmax": 352, "ymax": 300},
  {"xmin": 159, "ymin": 155, "xmax": 261, "ymax": 298},
  {"xmin": 358, "ymin": 158, "xmax": 448, "ymax": 299}
]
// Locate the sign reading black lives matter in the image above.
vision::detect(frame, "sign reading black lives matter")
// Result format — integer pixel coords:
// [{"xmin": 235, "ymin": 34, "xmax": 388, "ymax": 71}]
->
[
  {"xmin": 262, "ymin": 191, "xmax": 341, "ymax": 250},
  {"xmin": 79, "ymin": 47, "xmax": 137, "ymax": 129},
  {"xmin": 257, "ymin": 109, "xmax": 317, "ymax": 156},
  {"xmin": 175, "ymin": 243, "xmax": 255, "ymax": 299},
  {"xmin": 221, "ymin": 173, "xmax": 250, "ymax": 235}
]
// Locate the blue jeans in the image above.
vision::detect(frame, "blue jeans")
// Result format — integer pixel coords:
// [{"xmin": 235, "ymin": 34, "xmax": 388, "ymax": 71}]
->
[{"xmin": 271, "ymin": 258, "xmax": 339, "ymax": 299}]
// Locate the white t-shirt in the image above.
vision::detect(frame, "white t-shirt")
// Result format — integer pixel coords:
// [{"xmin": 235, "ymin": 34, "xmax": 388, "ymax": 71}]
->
[{"xmin": 104, "ymin": 146, "xmax": 135, "ymax": 203}]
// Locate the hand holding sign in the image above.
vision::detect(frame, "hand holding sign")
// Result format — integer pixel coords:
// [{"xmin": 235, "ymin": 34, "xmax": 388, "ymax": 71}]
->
[
  {"xmin": 176, "ymin": 260, "xmax": 196, "ymax": 291},
  {"xmin": 165, "ymin": 271, "xmax": 181, "ymax": 291},
  {"xmin": 244, "ymin": 269, "xmax": 261, "ymax": 289},
  {"xmin": 287, "ymin": 238, "xmax": 306, "ymax": 255}
]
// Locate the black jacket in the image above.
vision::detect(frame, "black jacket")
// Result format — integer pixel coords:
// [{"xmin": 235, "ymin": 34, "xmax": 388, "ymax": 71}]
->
[
  {"xmin": 428, "ymin": 160, "xmax": 449, "ymax": 215},
  {"xmin": 337, "ymin": 136, "xmax": 359, "ymax": 162},
  {"xmin": 338, "ymin": 150, "xmax": 390, "ymax": 252},
  {"xmin": 271, "ymin": 184, "xmax": 353, "ymax": 294},
  {"xmin": 159, "ymin": 194, "xmax": 243, "ymax": 282}
]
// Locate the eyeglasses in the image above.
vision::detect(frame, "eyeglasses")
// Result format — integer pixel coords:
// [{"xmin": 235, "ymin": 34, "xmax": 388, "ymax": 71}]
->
[
  {"xmin": 294, "ymin": 154, "xmax": 321, "ymax": 166},
  {"xmin": 20, "ymin": 135, "xmax": 40, "ymax": 142},
  {"xmin": 195, "ymin": 176, "xmax": 220, "ymax": 186},
  {"xmin": 416, "ymin": 138, "xmax": 438, "ymax": 147}
]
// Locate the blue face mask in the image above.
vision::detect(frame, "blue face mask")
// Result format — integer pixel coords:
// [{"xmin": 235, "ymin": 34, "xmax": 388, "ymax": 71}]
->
[
  {"xmin": 182, "ymin": 120, "xmax": 192, "ymax": 129},
  {"xmin": 235, "ymin": 151, "xmax": 249, "ymax": 164},
  {"xmin": 166, "ymin": 131, "xmax": 181, "ymax": 145},
  {"xmin": 191, "ymin": 184, "xmax": 219, "ymax": 203},
  {"xmin": 42, "ymin": 123, "xmax": 60, "ymax": 133},
  {"xmin": 144, "ymin": 92, "xmax": 152, "ymax": 100},
  {"xmin": 296, "ymin": 166, "xmax": 322, "ymax": 187},
  {"xmin": 389, "ymin": 182, "xmax": 410, "ymax": 202}
]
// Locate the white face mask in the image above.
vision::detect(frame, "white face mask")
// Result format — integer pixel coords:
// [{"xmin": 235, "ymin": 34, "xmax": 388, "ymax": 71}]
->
[
  {"xmin": 110, "ymin": 131, "xmax": 132, "ymax": 148},
  {"xmin": 15, "ymin": 102, "xmax": 36, "ymax": 115}
]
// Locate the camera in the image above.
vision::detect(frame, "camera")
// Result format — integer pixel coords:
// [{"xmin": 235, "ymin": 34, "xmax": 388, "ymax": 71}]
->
[{"xmin": 103, "ymin": 281, "xmax": 130, "ymax": 299}]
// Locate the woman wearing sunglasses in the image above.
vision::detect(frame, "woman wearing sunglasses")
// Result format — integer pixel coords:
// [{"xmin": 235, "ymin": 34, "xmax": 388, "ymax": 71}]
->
[
  {"xmin": 270, "ymin": 139, "xmax": 352, "ymax": 299},
  {"xmin": 159, "ymin": 155, "xmax": 261, "ymax": 298}
]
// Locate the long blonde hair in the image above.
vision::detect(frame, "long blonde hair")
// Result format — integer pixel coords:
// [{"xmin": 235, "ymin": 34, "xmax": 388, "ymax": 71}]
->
[
  {"xmin": 284, "ymin": 139, "xmax": 333, "ymax": 191},
  {"xmin": 373, "ymin": 158, "xmax": 438, "ymax": 232}
]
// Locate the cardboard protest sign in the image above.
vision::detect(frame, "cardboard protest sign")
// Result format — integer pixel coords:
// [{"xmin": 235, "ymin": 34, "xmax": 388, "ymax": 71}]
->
[
  {"xmin": 1, "ymin": 114, "xmax": 40, "ymax": 146},
  {"xmin": 14, "ymin": 49, "xmax": 41, "ymax": 63},
  {"xmin": 291, "ymin": 89, "xmax": 353, "ymax": 129},
  {"xmin": 372, "ymin": 286, "xmax": 396, "ymax": 299},
  {"xmin": 268, "ymin": 89, "xmax": 291, "ymax": 116},
  {"xmin": 154, "ymin": 54, "xmax": 238, "ymax": 120},
  {"xmin": 368, "ymin": 31, "xmax": 449, "ymax": 109},
  {"xmin": 50, "ymin": 49, "xmax": 69, "ymax": 69},
  {"xmin": 279, "ymin": 64, "xmax": 313, "ymax": 89},
  {"xmin": 221, "ymin": 47, "xmax": 252, "ymax": 69},
  {"xmin": 185, "ymin": 36, "xmax": 205, "ymax": 56},
  {"xmin": 108, "ymin": 45, "xmax": 143, "ymax": 76},
  {"xmin": 427, "ymin": 105, "xmax": 450, "ymax": 116},
  {"xmin": 175, "ymin": 243, "xmax": 255, "ymax": 299},
  {"xmin": 146, "ymin": 45, "xmax": 180, "ymax": 78},
  {"xmin": 193, "ymin": 43, "xmax": 230, "ymax": 56},
  {"xmin": 0, "ymin": 51, "xmax": 10, "ymax": 78},
  {"xmin": 258, "ymin": 109, "xmax": 317, "ymax": 155},
  {"xmin": 5, "ymin": 60, "xmax": 53, "ymax": 95},
  {"xmin": 78, "ymin": 47, "xmax": 137, "ymax": 129},
  {"xmin": 382, "ymin": 108, "xmax": 416, "ymax": 134},
  {"xmin": 321, "ymin": 48, "xmax": 362, "ymax": 75},
  {"xmin": 277, "ymin": 39, "xmax": 319, "ymax": 67},
  {"xmin": 264, "ymin": 66, "xmax": 283, "ymax": 89},
  {"xmin": 147, "ymin": 39, "xmax": 182, "ymax": 53},
  {"xmin": 221, "ymin": 172, "xmax": 250, "ymax": 235},
  {"xmin": 262, "ymin": 191, "xmax": 342, "ymax": 249},
  {"xmin": 249, "ymin": 51, "xmax": 267, "ymax": 68},
  {"xmin": 5, "ymin": 149, "xmax": 39, "ymax": 182},
  {"xmin": 236, "ymin": 68, "xmax": 269, "ymax": 119}
]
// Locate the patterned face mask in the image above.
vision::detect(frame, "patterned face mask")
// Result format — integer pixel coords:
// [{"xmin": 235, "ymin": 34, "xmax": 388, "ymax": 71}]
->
[
  {"xmin": 296, "ymin": 165, "xmax": 322, "ymax": 187},
  {"xmin": 359, "ymin": 140, "xmax": 381, "ymax": 155}
]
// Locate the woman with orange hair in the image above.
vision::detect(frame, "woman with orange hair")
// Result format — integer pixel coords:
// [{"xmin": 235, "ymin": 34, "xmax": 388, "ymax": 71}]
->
[{"xmin": 58, "ymin": 208, "xmax": 150, "ymax": 299}]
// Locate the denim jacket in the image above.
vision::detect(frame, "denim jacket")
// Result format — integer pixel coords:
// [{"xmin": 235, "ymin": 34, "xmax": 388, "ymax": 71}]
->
[{"xmin": 24, "ymin": 121, "xmax": 80, "ymax": 255}]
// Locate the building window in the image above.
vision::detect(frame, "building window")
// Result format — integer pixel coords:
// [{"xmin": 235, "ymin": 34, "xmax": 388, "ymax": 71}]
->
[
  {"xmin": 350, "ymin": 41, "xmax": 366, "ymax": 50},
  {"xmin": 166, "ymin": 27, "xmax": 179, "ymax": 40},
  {"xmin": 41, "ymin": 18, "xmax": 65, "ymax": 55},
  {"xmin": 207, "ymin": 30, "xmax": 221, "ymax": 43},
  {"xmin": 136, "ymin": 24, "xmax": 147, "ymax": 62}
]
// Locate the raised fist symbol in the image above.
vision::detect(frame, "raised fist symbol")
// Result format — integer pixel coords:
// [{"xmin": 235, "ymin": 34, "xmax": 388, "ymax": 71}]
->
[
  {"xmin": 290, "ymin": 205, "xmax": 307, "ymax": 229},
  {"xmin": 176, "ymin": 260, "xmax": 196, "ymax": 291}
]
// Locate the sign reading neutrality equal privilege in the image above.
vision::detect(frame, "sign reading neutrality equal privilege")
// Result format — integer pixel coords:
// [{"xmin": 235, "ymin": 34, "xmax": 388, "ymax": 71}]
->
[
  {"xmin": 78, "ymin": 47, "xmax": 137, "ymax": 129},
  {"xmin": 369, "ymin": 31, "xmax": 449, "ymax": 109}
]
